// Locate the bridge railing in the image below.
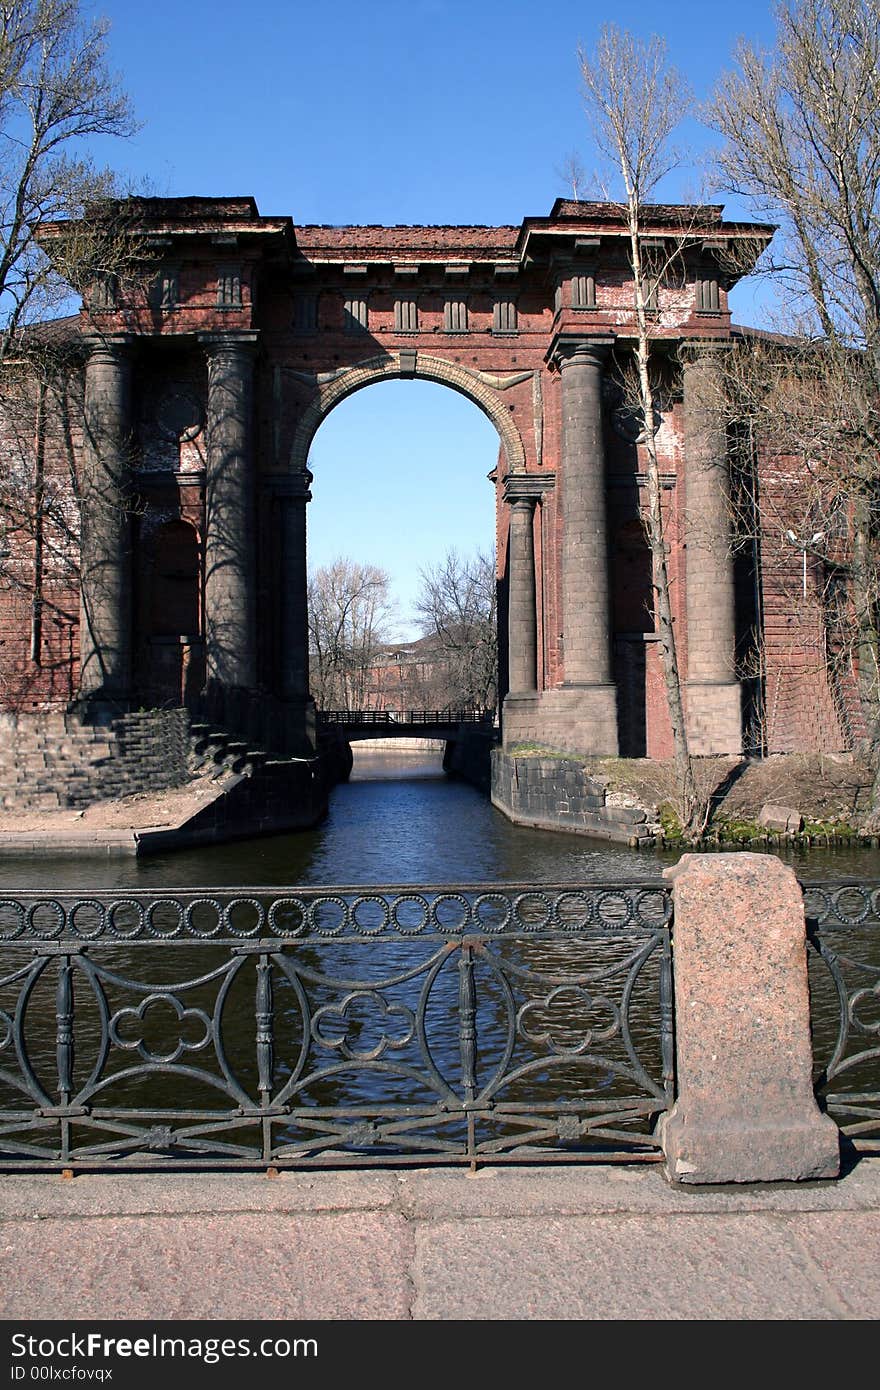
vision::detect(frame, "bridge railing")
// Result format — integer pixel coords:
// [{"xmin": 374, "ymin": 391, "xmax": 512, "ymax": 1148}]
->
[
  {"xmin": 0, "ymin": 871, "xmax": 875, "ymax": 1175},
  {"xmin": 403, "ymin": 709, "xmax": 494, "ymax": 725},
  {"xmin": 316, "ymin": 710, "xmax": 394, "ymax": 726},
  {"xmin": 316, "ymin": 709, "xmax": 494, "ymax": 727},
  {"xmin": 0, "ymin": 882, "xmax": 673, "ymax": 1171},
  {"xmin": 804, "ymin": 883, "xmax": 880, "ymax": 1154}
]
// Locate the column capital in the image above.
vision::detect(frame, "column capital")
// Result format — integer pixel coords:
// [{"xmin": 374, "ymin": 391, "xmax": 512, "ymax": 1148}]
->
[
  {"xmin": 265, "ymin": 470, "xmax": 313, "ymax": 501},
  {"xmin": 198, "ymin": 330, "xmax": 260, "ymax": 360},
  {"xmin": 679, "ymin": 337, "xmax": 729, "ymax": 368},
  {"xmin": 82, "ymin": 333, "xmax": 135, "ymax": 365},
  {"xmin": 502, "ymin": 472, "xmax": 555, "ymax": 505},
  {"xmin": 547, "ymin": 332, "xmax": 615, "ymax": 372}
]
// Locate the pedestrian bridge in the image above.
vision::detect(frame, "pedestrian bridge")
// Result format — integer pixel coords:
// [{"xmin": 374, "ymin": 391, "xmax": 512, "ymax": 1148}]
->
[{"xmin": 316, "ymin": 709, "xmax": 494, "ymax": 741}]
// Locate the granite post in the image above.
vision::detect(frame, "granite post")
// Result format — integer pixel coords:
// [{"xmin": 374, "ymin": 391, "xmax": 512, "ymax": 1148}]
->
[{"xmin": 659, "ymin": 853, "xmax": 840, "ymax": 1183}]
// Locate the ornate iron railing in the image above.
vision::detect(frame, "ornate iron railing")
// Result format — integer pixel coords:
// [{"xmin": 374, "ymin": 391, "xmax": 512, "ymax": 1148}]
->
[
  {"xmin": 0, "ymin": 884, "xmax": 673, "ymax": 1171},
  {"xmin": 316, "ymin": 709, "xmax": 493, "ymax": 727},
  {"xmin": 804, "ymin": 882, "xmax": 880, "ymax": 1151}
]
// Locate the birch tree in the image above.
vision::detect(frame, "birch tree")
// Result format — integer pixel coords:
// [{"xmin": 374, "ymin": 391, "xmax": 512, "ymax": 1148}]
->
[
  {"xmin": 710, "ymin": 0, "xmax": 880, "ymax": 805},
  {"xmin": 578, "ymin": 26, "xmax": 702, "ymax": 832}
]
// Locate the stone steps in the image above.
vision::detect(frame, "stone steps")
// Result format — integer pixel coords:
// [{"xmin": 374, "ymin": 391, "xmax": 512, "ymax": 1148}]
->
[
  {"xmin": 0, "ymin": 708, "xmax": 309, "ymax": 813},
  {"xmin": 0, "ymin": 709, "xmax": 192, "ymax": 811}
]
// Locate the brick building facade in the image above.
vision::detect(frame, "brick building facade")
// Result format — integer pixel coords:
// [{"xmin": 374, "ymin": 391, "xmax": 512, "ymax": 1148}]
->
[{"xmin": 0, "ymin": 195, "xmax": 856, "ymax": 758}]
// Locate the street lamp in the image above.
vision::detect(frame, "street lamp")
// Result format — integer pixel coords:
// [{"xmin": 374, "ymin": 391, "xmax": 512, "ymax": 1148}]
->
[{"xmin": 784, "ymin": 529, "xmax": 826, "ymax": 599}]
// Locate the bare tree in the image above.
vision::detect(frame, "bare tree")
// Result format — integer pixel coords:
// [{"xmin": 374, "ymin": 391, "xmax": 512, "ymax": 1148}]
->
[
  {"xmin": 308, "ymin": 558, "xmax": 396, "ymax": 710},
  {"xmin": 556, "ymin": 151, "xmax": 588, "ymax": 201},
  {"xmin": 578, "ymin": 26, "xmax": 703, "ymax": 832},
  {"xmin": 710, "ymin": 0, "xmax": 880, "ymax": 807},
  {"xmin": 0, "ymin": 340, "xmax": 80, "ymax": 649},
  {"xmin": 415, "ymin": 548, "xmax": 497, "ymax": 713},
  {"xmin": 0, "ymin": 3, "xmax": 142, "ymax": 696},
  {"xmin": 0, "ymin": 0, "xmax": 139, "ymax": 363}
]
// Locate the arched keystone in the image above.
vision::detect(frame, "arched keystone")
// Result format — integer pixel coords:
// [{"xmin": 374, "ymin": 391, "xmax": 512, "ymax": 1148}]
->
[{"xmin": 658, "ymin": 852, "xmax": 840, "ymax": 1184}]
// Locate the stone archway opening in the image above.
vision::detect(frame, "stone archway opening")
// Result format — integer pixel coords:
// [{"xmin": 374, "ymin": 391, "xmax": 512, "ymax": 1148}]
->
[{"xmin": 304, "ymin": 375, "xmax": 501, "ymax": 720}]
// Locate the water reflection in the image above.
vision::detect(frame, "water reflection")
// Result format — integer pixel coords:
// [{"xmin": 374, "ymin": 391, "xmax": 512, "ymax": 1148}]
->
[
  {"xmin": 2, "ymin": 748, "xmax": 880, "ymax": 891},
  {"xmin": 1, "ymin": 749, "xmax": 878, "ymax": 1160}
]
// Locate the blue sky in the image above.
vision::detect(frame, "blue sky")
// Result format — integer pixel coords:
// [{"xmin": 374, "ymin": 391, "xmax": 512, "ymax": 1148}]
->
[{"xmin": 86, "ymin": 0, "xmax": 782, "ymax": 636}]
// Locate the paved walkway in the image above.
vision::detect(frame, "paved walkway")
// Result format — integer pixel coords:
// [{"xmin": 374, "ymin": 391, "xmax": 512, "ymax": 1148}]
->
[{"xmin": 0, "ymin": 1160, "xmax": 878, "ymax": 1320}]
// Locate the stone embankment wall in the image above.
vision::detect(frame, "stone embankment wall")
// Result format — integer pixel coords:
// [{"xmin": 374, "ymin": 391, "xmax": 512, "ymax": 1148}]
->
[
  {"xmin": 491, "ymin": 749, "xmax": 653, "ymax": 845},
  {"xmin": 0, "ymin": 708, "xmax": 335, "ymax": 847},
  {"xmin": 443, "ymin": 727, "xmax": 494, "ymax": 795},
  {"xmin": 136, "ymin": 753, "xmax": 330, "ymax": 852},
  {"xmin": 0, "ymin": 708, "xmax": 191, "ymax": 810}
]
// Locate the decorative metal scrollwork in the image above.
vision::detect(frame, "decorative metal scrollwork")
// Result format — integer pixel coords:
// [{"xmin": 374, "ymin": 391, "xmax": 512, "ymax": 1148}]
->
[
  {"xmin": 805, "ymin": 880, "xmax": 880, "ymax": 1150},
  {"xmin": 0, "ymin": 883, "xmax": 674, "ymax": 1170}
]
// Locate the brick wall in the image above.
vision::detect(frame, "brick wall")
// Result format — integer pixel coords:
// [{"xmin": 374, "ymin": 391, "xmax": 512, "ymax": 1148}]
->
[{"xmin": 0, "ymin": 198, "xmax": 861, "ymax": 764}]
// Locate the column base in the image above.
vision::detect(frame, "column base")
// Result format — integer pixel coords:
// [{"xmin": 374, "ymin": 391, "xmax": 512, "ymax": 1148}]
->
[
  {"xmin": 502, "ymin": 685, "xmax": 619, "ymax": 755},
  {"xmin": 658, "ymin": 1108, "xmax": 840, "ymax": 1185},
  {"xmin": 686, "ymin": 681, "xmax": 742, "ymax": 754},
  {"xmin": 279, "ymin": 694, "xmax": 317, "ymax": 756}
]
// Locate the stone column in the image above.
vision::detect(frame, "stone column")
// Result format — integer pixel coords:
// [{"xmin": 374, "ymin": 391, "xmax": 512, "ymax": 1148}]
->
[
  {"xmin": 268, "ymin": 472, "xmax": 316, "ymax": 754},
  {"xmin": 682, "ymin": 342, "xmax": 742, "ymax": 753},
  {"xmin": 507, "ymin": 496, "xmax": 538, "ymax": 695},
  {"xmin": 277, "ymin": 473, "xmax": 311, "ymax": 700},
  {"xmin": 659, "ymin": 854, "xmax": 839, "ymax": 1183},
  {"xmin": 200, "ymin": 332, "xmax": 259, "ymax": 693},
  {"xmin": 78, "ymin": 336, "xmax": 134, "ymax": 701},
  {"xmin": 540, "ymin": 335, "xmax": 618, "ymax": 753}
]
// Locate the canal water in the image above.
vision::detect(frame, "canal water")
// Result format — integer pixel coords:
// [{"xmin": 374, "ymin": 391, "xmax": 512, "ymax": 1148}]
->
[
  {"xmin": 3, "ymin": 745, "xmax": 880, "ymax": 890},
  {"xmin": 0, "ymin": 747, "xmax": 877, "ymax": 1159}
]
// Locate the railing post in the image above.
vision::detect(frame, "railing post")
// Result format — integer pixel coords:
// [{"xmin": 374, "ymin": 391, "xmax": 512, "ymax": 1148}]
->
[
  {"xmin": 56, "ymin": 957, "xmax": 74, "ymax": 1104},
  {"xmin": 458, "ymin": 941, "xmax": 478, "ymax": 1165},
  {"xmin": 658, "ymin": 853, "xmax": 840, "ymax": 1183},
  {"xmin": 256, "ymin": 953, "xmax": 274, "ymax": 1162},
  {"xmin": 56, "ymin": 955, "xmax": 74, "ymax": 1164}
]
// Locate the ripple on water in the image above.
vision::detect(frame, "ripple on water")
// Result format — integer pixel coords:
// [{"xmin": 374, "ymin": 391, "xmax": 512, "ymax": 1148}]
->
[{"xmin": 1, "ymin": 750, "xmax": 879, "ymax": 889}]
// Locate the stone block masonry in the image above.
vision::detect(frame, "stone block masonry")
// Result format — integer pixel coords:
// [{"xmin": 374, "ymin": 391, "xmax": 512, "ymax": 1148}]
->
[
  {"xmin": 491, "ymin": 748, "xmax": 653, "ymax": 845},
  {"xmin": 0, "ymin": 708, "xmax": 191, "ymax": 811}
]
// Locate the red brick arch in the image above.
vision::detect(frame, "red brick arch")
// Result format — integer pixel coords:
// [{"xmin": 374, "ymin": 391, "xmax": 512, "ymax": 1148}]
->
[{"xmin": 290, "ymin": 350, "xmax": 528, "ymax": 475}]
